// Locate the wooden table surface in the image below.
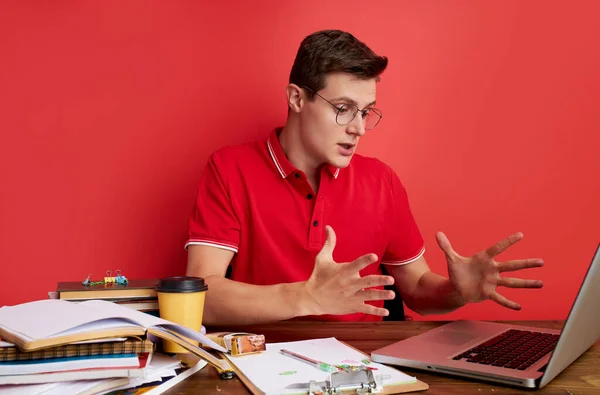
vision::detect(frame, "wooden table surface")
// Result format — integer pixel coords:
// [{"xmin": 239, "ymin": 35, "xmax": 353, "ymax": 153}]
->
[{"xmin": 164, "ymin": 321, "xmax": 600, "ymax": 395}]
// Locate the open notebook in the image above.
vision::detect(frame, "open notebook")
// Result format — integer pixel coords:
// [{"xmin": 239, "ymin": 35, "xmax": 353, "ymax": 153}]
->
[
  {"xmin": 0, "ymin": 299, "xmax": 230, "ymax": 373},
  {"xmin": 223, "ymin": 337, "xmax": 428, "ymax": 395}
]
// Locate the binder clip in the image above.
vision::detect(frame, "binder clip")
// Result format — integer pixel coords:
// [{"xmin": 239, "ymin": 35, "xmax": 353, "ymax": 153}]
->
[
  {"xmin": 304, "ymin": 368, "xmax": 383, "ymax": 395},
  {"xmin": 81, "ymin": 274, "xmax": 104, "ymax": 286},
  {"xmin": 104, "ymin": 270, "xmax": 114, "ymax": 284},
  {"xmin": 81, "ymin": 270, "xmax": 128, "ymax": 286},
  {"xmin": 115, "ymin": 270, "xmax": 128, "ymax": 285}
]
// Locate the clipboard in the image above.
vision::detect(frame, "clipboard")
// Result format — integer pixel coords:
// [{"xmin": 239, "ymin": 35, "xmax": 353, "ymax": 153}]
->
[{"xmin": 221, "ymin": 338, "xmax": 428, "ymax": 394}]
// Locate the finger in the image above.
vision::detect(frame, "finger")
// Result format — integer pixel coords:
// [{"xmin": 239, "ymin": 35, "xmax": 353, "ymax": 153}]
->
[
  {"xmin": 490, "ymin": 292, "xmax": 521, "ymax": 310},
  {"xmin": 345, "ymin": 253, "xmax": 379, "ymax": 273},
  {"xmin": 360, "ymin": 304, "xmax": 390, "ymax": 317},
  {"xmin": 316, "ymin": 225, "xmax": 337, "ymax": 261},
  {"xmin": 498, "ymin": 258, "xmax": 544, "ymax": 273},
  {"xmin": 436, "ymin": 231, "xmax": 459, "ymax": 260},
  {"xmin": 485, "ymin": 232, "xmax": 524, "ymax": 257},
  {"xmin": 356, "ymin": 275, "xmax": 394, "ymax": 289},
  {"xmin": 356, "ymin": 289, "xmax": 395, "ymax": 302},
  {"xmin": 496, "ymin": 277, "xmax": 544, "ymax": 288}
]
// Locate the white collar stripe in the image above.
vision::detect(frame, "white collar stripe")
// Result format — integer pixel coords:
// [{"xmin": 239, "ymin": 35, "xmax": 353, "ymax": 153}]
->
[{"xmin": 267, "ymin": 140, "xmax": 286, "ymax": 178}]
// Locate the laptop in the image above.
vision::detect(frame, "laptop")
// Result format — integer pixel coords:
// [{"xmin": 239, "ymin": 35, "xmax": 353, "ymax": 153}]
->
[{"xmin": 371, "ymin": 244, "xmax": 600, "ymax": 389}]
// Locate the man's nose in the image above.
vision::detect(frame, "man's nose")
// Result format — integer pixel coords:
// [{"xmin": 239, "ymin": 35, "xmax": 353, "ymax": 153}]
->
[{"xmin": 347, "ymin": 112, "xmax": 366, "ymax": 136}]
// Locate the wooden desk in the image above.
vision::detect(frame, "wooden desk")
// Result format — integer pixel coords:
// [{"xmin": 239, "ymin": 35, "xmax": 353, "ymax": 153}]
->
[{"xmin": 165, "ymin": 321, "xmax": 600, "ymax": 395}]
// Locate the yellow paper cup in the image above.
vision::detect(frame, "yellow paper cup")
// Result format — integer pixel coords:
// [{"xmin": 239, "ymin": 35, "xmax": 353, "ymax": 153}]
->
[{"xmin": 156, "ymin": 276, "xmax": 208, "ymax": 353}]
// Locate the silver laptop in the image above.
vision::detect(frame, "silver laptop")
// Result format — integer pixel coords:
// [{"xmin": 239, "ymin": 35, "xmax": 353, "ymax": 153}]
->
[{"xmin": 371, "ymin": 244, "xmax": 600, "ymax": 389}]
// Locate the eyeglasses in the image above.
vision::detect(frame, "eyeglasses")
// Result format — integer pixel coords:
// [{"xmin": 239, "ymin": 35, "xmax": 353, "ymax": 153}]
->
[{"xmin": 303, "ymin": 87, "xmax": 383, "ymax": 130}]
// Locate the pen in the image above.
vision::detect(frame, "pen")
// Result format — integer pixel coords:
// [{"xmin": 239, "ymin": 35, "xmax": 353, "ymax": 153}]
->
[
  {"xmin": 280, "ymin": 349, "xmax": 340, "ymax": 373},
  {"xmin": 335, "ymin": 364, "xmax": 379, "ymax": 372}
]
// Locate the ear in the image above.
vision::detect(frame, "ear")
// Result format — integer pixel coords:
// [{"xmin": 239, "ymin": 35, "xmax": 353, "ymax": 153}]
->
[{"xmin": 286, "ymin": 84, "xmax": 304, "ymax": 113}]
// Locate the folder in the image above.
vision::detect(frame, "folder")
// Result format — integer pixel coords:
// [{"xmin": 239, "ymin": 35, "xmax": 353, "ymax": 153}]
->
[{"xmin": 221, "ymin": 337, "xmax": 428, "ymax": 394}]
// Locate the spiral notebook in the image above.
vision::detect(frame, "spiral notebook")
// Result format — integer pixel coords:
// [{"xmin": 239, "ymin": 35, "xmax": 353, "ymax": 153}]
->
[
  {"xmin": 0, "ymin": 338, "xmax": 153, "ymax": 362},
  {"xmin": 223, "ymin": 337, "xmax": 428, "ymax": 394}
]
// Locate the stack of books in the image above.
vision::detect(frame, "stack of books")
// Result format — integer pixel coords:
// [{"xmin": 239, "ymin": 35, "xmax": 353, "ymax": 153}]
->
[
  {"xmin": 0, "ymin": 351, "xmax": 193, "ymax": 395},
  {"xmin": 0, "ymin": 337, "xmax": 154, "ymax": 384},
  {"xmin": 56, "ymin": 278, "xmax": 159, "ymax": 316},
  {"xmin": 0, "ymin": 299, "xmax": 232, "ymax": 394}
]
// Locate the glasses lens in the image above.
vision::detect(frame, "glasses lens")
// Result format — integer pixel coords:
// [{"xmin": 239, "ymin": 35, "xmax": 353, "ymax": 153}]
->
[
  {"xmin": 336, "ymin": 104, "xmax": 358, "ymax": 126},
  {"xmin": 364, "ymin": 108, "xmax": 382, "ymax": 130}
]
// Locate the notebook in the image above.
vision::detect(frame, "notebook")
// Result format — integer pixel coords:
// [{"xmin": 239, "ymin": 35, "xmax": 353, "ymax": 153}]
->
[
  {"xmin": 0, "ymin": 299, "xmax": 231, "ymax": 373},
  {"xmin": 223, "ymin": 337, "xmax": 428, "ymax": 394},
  {"xmin": 371, "ymin": 243, "xmax": 600, "ymax": 389}
]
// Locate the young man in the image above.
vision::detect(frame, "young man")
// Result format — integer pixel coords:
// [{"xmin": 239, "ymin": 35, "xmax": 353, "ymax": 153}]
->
[{"xmin": 186, "ymin": 30, "xmax": 544, "ymax": 326}]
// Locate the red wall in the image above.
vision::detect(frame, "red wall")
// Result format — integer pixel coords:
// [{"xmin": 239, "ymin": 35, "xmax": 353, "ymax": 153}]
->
[{"xmin": 1, "ymin": 1, "xmax": 598, "ymax": 321}]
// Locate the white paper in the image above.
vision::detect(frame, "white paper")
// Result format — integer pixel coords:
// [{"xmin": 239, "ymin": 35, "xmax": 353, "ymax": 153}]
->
[
  {"xmin": 225, "ymin": 337, "xmax": 416, "ymax": 395},
  {"xmin": 96, "ymin": 358, "xmax": 206, "ymax": 395},
  {"xmin": 92, "ymin": 353, "xmax": 184, "ymax": 395},
  {"xmin": 40, "ymin": 378, "xmax": 129, "ymax": 395},
  {"xmin": 143, "ymin": 359, "xmax": 207, "ymax": 395},
  {"xmin": 0, "ymin": 382, "xmax": 59, "ymax": 395},
  {"xmin": 145, "ymin": 353, "xmax": 182, "ymax": 372},
  {"xmin": 0, "ymin": 300, "xmax": 131, "ymax": 339}
]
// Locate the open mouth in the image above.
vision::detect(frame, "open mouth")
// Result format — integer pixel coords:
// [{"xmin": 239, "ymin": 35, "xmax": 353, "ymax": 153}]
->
[{"xmin": 338, "ymin": 143, "xmax": 355, "ymax": 150}]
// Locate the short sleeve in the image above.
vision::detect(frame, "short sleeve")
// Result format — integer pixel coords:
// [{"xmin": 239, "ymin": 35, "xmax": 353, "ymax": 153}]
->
[
  {"xmin": 186, "ymin": 153, "xmax": 240, "ymax": 253},
  {"xmin": 382, "ymin": 168, "xmax": 425, "ymax": 265}
]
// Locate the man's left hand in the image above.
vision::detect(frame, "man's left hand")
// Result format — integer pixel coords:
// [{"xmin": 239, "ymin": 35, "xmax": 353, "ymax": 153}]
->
[{"xmin": 436, "ymin": 232, "xmax": 544, "ymax": 310}]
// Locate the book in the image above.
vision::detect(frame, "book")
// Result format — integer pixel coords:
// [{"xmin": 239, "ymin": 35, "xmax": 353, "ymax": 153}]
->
[
  {"xmin": 0, "ymin": 353, "xmax": 141, "ymax": 375},
  {"xmin": 57, "ymin": 279, "xmax": 159, "ymax": 300},
  {"xmin": 223, "ymin": 337, "xmax": 428, "ymax": 395},
  {"xmin": 0, "ymin": 353, "xmax": 152, "ymax": 385},
  {"xmin": 0, "ymin": 299, "xmax": 231, "ymax": 374},
  {"xmin": 0, "ymin": 338, "xmax": 154, "ymax": 362},
  {"xmin": 115, "ymin": 299, "xmax": 159, "ymax": 312}
]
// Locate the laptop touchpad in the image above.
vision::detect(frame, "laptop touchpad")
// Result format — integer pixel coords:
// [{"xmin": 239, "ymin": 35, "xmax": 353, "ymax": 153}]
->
[{"xmin": 421, "ymin": 330, "xmax": 479, "ymax": 345}]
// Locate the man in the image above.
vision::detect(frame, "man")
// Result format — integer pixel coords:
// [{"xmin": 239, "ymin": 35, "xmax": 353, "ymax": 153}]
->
[{"xmin": 185, "ymin": 30, "xmax": 543, "ymax": 326}]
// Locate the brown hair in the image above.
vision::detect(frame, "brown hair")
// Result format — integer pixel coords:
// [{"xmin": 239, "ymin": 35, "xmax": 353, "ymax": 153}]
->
[{"xmin": 289, "ymin": 30, "xmax": 388, "ymax": 99}]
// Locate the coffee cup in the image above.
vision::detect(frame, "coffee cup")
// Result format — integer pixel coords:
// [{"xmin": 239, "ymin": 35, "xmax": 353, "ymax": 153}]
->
[{"xmin": 156, "ymin": 276, "xmax": 208, "ymax": 353}]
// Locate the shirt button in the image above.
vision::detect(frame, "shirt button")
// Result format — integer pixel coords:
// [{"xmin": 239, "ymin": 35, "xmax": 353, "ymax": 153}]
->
[
  {"xmin": 313, "ymin": 220, "xmax": 319, "ymax": 227},
  {"xmin": 306, "ymin": 194, "xmax": 313, "ymax": 200},
  {"xmin": 295, "ymin": 172, "xmax": 300, "ymax": 179}
]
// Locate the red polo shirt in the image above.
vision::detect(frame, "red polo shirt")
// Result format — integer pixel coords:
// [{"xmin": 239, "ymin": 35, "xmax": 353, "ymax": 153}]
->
[{"xmin": 187, "ymin": 129, "xmax": 425, "ymax": 321}]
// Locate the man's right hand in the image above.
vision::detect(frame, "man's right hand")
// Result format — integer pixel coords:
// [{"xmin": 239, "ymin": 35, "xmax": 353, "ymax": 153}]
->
[{"xmin": 302, "ymin": 225, "xmax": 396, "ymax": 317}]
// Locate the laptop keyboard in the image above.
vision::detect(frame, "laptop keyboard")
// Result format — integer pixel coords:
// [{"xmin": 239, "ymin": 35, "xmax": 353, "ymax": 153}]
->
[{"xmin": 452, "ymin": 329, "xmax": 560, "ymax": 370}]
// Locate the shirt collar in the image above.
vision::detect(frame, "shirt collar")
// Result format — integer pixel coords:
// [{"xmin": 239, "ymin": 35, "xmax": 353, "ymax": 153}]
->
[{"xmin": 267, "ymin": 128, "xmax": 340, "ymax": 179}]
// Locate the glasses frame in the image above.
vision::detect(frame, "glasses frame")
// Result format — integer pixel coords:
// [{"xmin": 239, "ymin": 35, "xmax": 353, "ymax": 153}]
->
[{"xmin": 302, "ymin": 86, "xmax": 383, "ymax": 130}]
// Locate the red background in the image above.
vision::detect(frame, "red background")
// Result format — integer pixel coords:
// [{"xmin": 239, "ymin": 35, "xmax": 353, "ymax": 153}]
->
[{"xmin": 1, "ymin": 1, "xmax": 598, "ymax": 321}]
